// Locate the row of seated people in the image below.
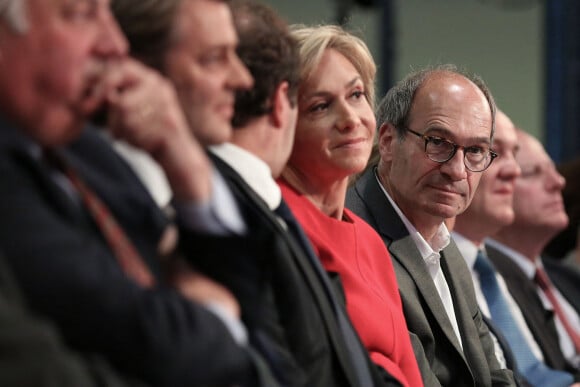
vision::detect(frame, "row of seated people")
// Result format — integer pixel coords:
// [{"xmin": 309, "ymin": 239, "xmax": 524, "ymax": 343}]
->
[{"xmin": 0, "ymin": 0, "xmax": 578, "ymax": 386}]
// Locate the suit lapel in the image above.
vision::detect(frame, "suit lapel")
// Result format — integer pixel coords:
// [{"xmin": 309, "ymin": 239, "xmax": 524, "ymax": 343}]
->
[
  {"xmin": 439, "ymin": 242, "xmax": 477, "ymax": 360},
  {"xmin": 390, "ymin": 235, "xmax": 465, "ymax": 356},
  {"xmin": 487, "ymin": 245, "xmax": 569, "ymax": 370},
  {"xmin": 212, "ymin": 155, "xmax": 361, "ymax": 386},
  {"xmin": 13, "ymin": 148, "xmax": 92, "ymax": 228}
]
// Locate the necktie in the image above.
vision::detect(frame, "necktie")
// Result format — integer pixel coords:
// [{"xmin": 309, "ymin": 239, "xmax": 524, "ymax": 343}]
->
[
  {"xmin": 534, "ymin": 267, "xmax": 580, "ymax": 353},
  {"xmin": 44, "ymin": 149, "xmax": 155, "ymax": 288},
  {"xmin": 474, "ymin": 249, "xmax": 573, "ymax": 387},
  {"xmin": 274, "ymin": 200, "xmax": 375, "ymax": 387}
]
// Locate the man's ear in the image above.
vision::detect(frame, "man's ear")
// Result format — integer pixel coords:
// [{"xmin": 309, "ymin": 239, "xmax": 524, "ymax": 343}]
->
[
  {"xmin": 378, "ymin": 122, "xmax": 396, "ymax": 162},
  {"xmin": 270, "ymin": 81, "xmax": 290, "ymax": 130}
]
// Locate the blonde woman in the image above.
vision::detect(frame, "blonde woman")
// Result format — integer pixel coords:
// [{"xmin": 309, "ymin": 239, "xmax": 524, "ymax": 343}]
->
[{"xmin": 278, "ymin": 25, "xmax": 423, "ymax": 387}]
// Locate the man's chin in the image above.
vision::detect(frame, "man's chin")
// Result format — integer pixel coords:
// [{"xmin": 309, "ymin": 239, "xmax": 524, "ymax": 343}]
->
[
  {"xmin": 201, "ymin": 121, "xmax": 232, "ymax": 146},
  {"xmin": 429, "ymin": 201, "xmax": 465, "ymax": 219},
  {"xmin": 493, "ymin": 211, "xmax": 515, "ymax": 228}
]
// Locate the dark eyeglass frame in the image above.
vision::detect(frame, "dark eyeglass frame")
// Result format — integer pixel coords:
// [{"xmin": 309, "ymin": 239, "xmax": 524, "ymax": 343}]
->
[{"xmin": 401, "ymin": 126, "xmax": 498, "ymax": 172}]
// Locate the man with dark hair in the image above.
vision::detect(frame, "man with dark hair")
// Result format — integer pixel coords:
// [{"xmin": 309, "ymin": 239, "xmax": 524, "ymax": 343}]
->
[
  {"xmin": 230, "ymin": 0, "xmax": 299, "ymax": 128},
  {"xmin": 110, "ymin": 0, "xmax": 253, "ymax": 209}
]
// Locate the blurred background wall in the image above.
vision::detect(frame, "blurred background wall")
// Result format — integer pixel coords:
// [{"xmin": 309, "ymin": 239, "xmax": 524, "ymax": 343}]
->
[{"xmin": 261, "ymin": 0, "xmax": 580, "ymax": 163}]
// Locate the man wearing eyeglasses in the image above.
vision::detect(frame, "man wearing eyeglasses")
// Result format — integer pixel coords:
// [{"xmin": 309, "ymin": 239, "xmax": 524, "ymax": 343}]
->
[{"xmin": 346, "ymin": 64, "xmax": 516, "ymax": 387}]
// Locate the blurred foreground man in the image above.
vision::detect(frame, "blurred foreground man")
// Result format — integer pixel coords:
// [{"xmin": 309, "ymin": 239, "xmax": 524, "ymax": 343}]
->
[{"xmin": 0, "ymin": 0, "xmax": 277, "ymax": 386}]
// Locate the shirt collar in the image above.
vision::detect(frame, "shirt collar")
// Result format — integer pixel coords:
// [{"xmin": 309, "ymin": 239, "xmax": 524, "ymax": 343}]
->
[
  {"xmin": 210, "ymin": 143, "xmax": 281, "ymax": 210},
  {"xmin": 374, "ymin": 170, "xmax": 450, "ymax": 260},
  {"xmin": 485, "ymin": 238, "xmax": 540, "ymax": 279},
  {"xmin": 452, "ymin": 232, "xmax": 482, "ymax": 269}
]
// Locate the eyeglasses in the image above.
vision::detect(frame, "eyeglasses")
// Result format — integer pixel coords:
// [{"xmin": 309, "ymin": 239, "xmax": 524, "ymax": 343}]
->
[{"xmin": 401, "ymin": 126, "xmax": 498, "ymax": 172}]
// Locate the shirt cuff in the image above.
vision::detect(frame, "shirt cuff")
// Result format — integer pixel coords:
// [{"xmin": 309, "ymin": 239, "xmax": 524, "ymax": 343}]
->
[
  {"xmin": 204, "ymin": 301, "xmax": 248, "ymax": 345},
  {"xmin": 174, "ymin": 167, "xmax": 246, "ymax": 235}
]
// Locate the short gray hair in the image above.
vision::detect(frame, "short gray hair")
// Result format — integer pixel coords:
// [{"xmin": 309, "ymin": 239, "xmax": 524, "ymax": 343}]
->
[
  {"xmin": 377, "ymin": 64, "xmax": 496, "ymax": 142},
  {"xmin": 0, "ymin": 0, "xmax": 28, "ymax": 33}
]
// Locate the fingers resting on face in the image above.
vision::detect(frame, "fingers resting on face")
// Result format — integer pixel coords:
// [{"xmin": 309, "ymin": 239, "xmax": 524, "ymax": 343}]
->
[{"xmin": 95, "ymin": 58, "xmax": 192, "ymax": 156}]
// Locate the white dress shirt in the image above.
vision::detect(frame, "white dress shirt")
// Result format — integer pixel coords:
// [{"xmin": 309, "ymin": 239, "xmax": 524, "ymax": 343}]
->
[
  {"xmin": 107, "ymin": 136, "xmax": 246, "ymax": 235},
  {"xmin": 210, "ymin": 143, "xmax": 281, "ymax": 210},
  {"xmin": 453, "ymin": 233, "xmax": 545, "ymax": 363},
  {"xmin": 375, "ymin": 173, "xmax": 463, "ymax": 349}
]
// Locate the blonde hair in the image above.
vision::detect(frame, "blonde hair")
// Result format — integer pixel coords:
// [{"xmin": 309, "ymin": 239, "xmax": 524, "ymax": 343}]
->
[{"xmin": 290, "ymin": 24, "xmax": 376, "ymax": 109}]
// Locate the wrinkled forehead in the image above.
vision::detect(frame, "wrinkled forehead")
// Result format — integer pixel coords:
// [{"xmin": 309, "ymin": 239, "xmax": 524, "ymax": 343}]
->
[
  {"xmin": 410, "ymin": 75, "xmax": 493, "ymax": 139},
  {"xmin": 416, "ymin": 73, "xmax": 490, "ymax": 114},
  {"xmin": 493, "ymin": 112, "xmax": 518, "ymax": 146}
]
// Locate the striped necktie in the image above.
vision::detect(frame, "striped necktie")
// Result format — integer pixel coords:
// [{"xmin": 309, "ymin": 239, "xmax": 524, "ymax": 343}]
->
[
  {"xmin": 44, "ymin": 148, "xmax": 155, "ymax": 288},
  {"xmin": 534, "ymin": 267, "xmax": 580, "ymax": 353}
]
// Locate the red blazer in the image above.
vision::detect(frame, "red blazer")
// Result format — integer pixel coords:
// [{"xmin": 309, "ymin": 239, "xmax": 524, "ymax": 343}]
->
[{"xmin": 280, "ymin": 180, "xmax": 423, "ymax": 387}]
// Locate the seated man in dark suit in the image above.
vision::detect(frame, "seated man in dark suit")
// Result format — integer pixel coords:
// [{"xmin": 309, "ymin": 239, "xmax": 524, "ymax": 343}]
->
[
  {"xmin": 490, "ymin": 129, "xmax": 580, "ymax": 377},
  {"xmin": 0, "ymin": 251, "xmax": 148, "ymax": 387},
  {"xmin": 0, "ymin": 0, "xmax": 277, "ymax": 386},
  {"xmin": 544, "ymin": 156, "xmax": 580, "ymax": 270},
  {"xmin": 346, "ymin": 64, "xmax": 515, "ymax": 386},
  {"xmin": 453, "ymin": 110, "xmax": 578, "ymax": 387}
]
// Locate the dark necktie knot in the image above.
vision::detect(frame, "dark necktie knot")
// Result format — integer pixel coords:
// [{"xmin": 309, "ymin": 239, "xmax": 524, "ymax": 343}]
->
[
  {"xmin": 274, "ymin": 200, "xmax": 294, "ymax": 222},
  {"xmin": 534, "ymin": 265, "xmax": 580, "ymax": 352},
  {"xmin": 474, "ymin": 249, "xmax": 496, "ymax": 280}
]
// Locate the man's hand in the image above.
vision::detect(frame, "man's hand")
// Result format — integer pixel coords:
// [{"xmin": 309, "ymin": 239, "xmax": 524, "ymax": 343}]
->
[
  {"xmin": 167, "ymin": 260, "xmax": 240, "ymax": 319},
  {"xmin": 102, "ymin": 58, "xmax": 212, "ymax": 203}
]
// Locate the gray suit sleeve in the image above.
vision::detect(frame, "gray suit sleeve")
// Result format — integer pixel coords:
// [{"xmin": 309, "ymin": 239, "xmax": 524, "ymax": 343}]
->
[{"xmin": 409, "ymin": 332, "xmax": 443, "ymax": 387}]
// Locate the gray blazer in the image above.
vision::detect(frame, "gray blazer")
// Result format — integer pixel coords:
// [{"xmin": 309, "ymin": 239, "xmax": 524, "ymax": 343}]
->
[{"xmin": 346, "ymin": 167, "xmax": 515, "ymax": 387}]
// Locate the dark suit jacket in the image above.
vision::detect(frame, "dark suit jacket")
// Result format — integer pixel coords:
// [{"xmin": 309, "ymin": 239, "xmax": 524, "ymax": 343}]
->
[
  {"xmin": 197, "ymin": 154, "xmax": 401, "ymax": 387},
  {"xmin": 487, "ymin": 245, "xmax": 580, "ymax": 379},
  {"xmin": 346, "ymin": 167, "xmax": 515, "ymax": 387},
  {"xmin": 543, "ymin": 256, "xmax": 580, "ymax": 314},
  {"xmin": 0, "ymin": 251, "xmax": 149, "ymax": 387},
  {"xmin": 0, "ymin": 120, "xmax": 272, "ymax": 387}
]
